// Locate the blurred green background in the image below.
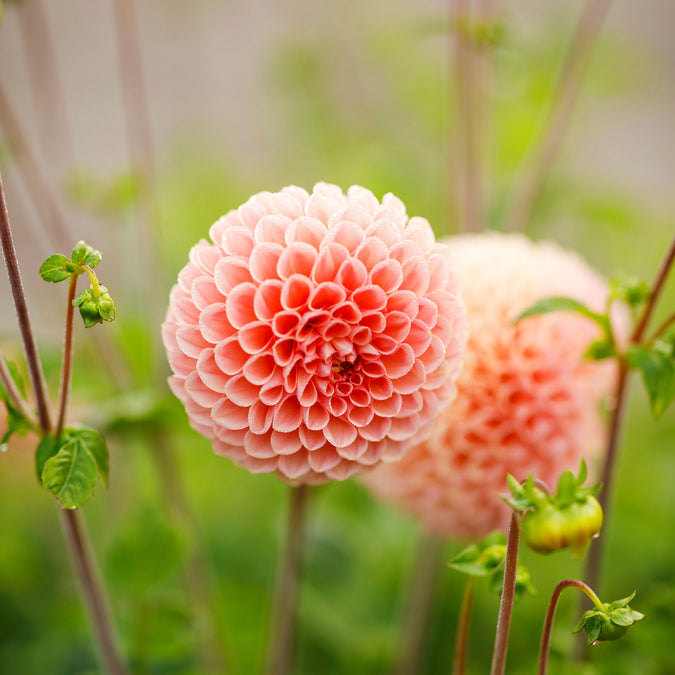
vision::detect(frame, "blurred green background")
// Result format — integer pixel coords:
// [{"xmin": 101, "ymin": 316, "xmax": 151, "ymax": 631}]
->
[{"xmin": 0, "ymin": 0, "xmax": 673, "ymax": 673}]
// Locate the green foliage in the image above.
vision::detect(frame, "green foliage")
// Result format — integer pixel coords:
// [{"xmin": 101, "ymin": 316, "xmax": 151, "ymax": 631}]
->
[
  {"xmin": 65, "ymin": 168, "xmax": 144, "ymax": 216},
  {"xmin": 573, "ymin": 592, "xmax": 645, "ymax": 645},
  {"xmin": 448, "ymin": 532, "xmax": 536, "ymax": 601},
  {"xmin": 0, "ymin": 360, "xmax": 32, "ymax": 449},
  {"xmin": 72, "ymin": 286, "xmax": 116, "ymax": 327},
  {"xmin": 37, "ymin": 427, "xmax": 109, "ymax": 509},
  {"xmin": 627, "ymin": 337, "xmax": 675, "ymax": 419}
]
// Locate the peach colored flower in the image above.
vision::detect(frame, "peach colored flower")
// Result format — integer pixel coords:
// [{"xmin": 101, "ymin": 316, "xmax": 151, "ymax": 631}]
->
[
  {"xmin": 162, "ymin": 183, "xmax": 467, "ymax": 484},
  {"xmin": 364, "ymin": 233, "xmax": 619, "ymax": 539}
]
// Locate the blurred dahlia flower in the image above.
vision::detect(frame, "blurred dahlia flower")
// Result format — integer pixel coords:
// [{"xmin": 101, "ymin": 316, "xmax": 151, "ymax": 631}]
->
[
  {"xmin": 364, "ymin": 233, "xmax": 619, "ymax": 539},
  {"xmin": 162, "ymin": 183, "xmax": 467, "ymax": 484}
]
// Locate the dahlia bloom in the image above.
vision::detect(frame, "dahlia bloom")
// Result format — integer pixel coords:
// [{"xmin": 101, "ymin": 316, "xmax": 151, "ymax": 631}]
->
[
  {"xmin": 364, "ymin": 233, "xmax": 619, "ymax": 539},
  {"xmin": 162, "ymin": 183, "xmax": 467, "ymax": 484}
]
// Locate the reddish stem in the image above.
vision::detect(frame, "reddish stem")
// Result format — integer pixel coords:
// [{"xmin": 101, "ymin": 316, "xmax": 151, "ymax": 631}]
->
[
  {"xmin": 55, "ymin": 275, "xmax": 78, "ymax": 436},
  {"xmin": 489, "ymin": 512, "xmax": 521, "ymax": 675},
  {"xmin": 453, "ymin": 576, "xmax": 475, "ymax": 675}
]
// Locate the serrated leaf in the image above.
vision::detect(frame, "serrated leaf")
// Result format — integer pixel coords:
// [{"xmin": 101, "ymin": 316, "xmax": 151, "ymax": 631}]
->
[
  {"xmin": 627, "ymin": 343, "xmax": 675, "ymax": 419},
  {"xmin": 39, "ymin": 254, "xmax": 72, "ymax": 283},
  {"xmin": 71, "ymin": 240, "xmax": 102, "ymax": 268},
  {"xmin": 42, "ymin": 437, "xmax": 99, "ymax": 508}
]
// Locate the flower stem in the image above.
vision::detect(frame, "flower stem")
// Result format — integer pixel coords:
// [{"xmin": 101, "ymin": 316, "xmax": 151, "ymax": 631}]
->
[
  {"xmin": 393, "ymin": 534, "xmax": 445, "ymax": 675},
  {"xmin": 81, "ymin": 265, "xmax": 101, "ymax": 299},
  {"xmin": 265, "ymin": 484, "xmax": 310, "ymax": 675},
  {"xmin": 505, "ymin": 0, "xmax": 614, "ymax": 232},
  {"xmin": 0, "ymin": 168, "xmax": 52, "ymax": 433},
  {"xmin": 59, "ymin": 509, "xmax": 128, "ymax": 675},
  {"xmin": 648, "ymin": 311, "xmax": 675, "ymax": 342},
  {"xmin": 489, "ymin": 512, "xmax": 521, "ymax": 675},
  {"xmin": 0, "ymin": 170, "xmax": 128, "ymax": 675},
  {"xmin": 0, "ymin": 350, "xmax": 38, "ymax": 429},
  {"xmin": 453, "ymin": 576, "xmax": 475, "ymax": 675},
  {"xmin": 55, "ymin": 275, "xmax": 78, "ymax": 437},
  {"xmin": 538, "ymin": 579, "xmax": 602, "ymax": 675}
]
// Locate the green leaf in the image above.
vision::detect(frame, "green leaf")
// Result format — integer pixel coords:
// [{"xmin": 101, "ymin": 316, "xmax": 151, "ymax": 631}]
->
[
  {"xmin": 35, "ymin": 435, "xmax": 60, "ymax": 482},
  {"xmin": 627, "ymin": 343, "xmax": 675, "ymax": 419},
  {"xmin": 514, "ymin": 296, "xmax": 612, "ymax": 337},
  {"xmin": 609, "ymin": 275, "xmax": 650, "ymax": 309},
  {"xmin": 39, "ymin": 254, "xmax": 73, "ymax": 283},
  {"xmin": 70, "ymin": 241, "xmax": 102, "ymax": 269},
  {"xmin": 41, "ymin": 437, "xmax": 99, "ymax": 508},
  {"xmin": 585, "ymin": 338, "xmax": 616, "ymax": 361},
  {"xmin": 39, "ymin": 427, "xmax": 110, "ymax": 507},
  {"xmin": 0, "ymin": 360, "xmax": 32, "ymax": 449}
]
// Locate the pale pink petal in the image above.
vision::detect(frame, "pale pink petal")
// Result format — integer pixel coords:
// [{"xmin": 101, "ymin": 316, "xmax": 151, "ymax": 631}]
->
[
  {"xmin": 225, "ymin": 283, "xmax": 257, "ymax": 328},
  {"xmin": 249, "ymin": 243, "xmax": 284, "ymax": 282}
]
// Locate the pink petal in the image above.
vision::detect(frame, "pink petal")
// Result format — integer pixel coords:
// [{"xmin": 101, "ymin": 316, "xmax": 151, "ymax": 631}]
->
[
  {"xmin": 281, "ymin": 274, "xmax": 313, "ymax": 311},
  {"xmin": 192, "ymin": 276, "xmax": 225, "ymax": 311},
  {"xmin": 277, "ymin": 242, "xmax": 318, "ymax": 279},
  {"xmin": 248, "ymin": 401, "xmax": 274, "ymax": 434},
  {"xmin": 355, "ymin": 236, "xmax": 390, "ymax": 269},
  {"xmin": 271, "ymin": 430, "xmax": 303, "ymax": 455},
  {"xmin": 196, "ymin": 349, "xmax": 229, "ymax": 394},
  {"xmin": 406, "ymin": 319, "xmax": 434, "ymax": 356},
  {"xmin": 285, "ymin": 216, "xmax": 327, "ymax": 249},
  {"xmin": 273, "ymin": 396, "xmax": 303, "ymax": 432},
  {"xmin": 249, "ymin": 242, "xmax": 283, "ymax": 282},
  {"xmin": 253, "ymin": 279, "xmax": 283, "ymax": 320},
  {"xmin": 222, "ymin": 226, "xmax": 255, "ymax": 257},
  {"xmin": 212, "ymin": 397, "xmax": 250, "ymax": 430},
  {"xmin": 372, "ymin": 393, "xmax": 402, "ymax": 417},
  {"xmin": 370, "ymin": 259, "xmax": 403, "ymax": 293},
  {"xmin": 358, "ymin": 415, "xmax": 392, "ymax": 442},
  {"xmin": 278, "ymin": 452, "xmax": 311, "ymax": 480},
  {"xmin": 336, "ymin": 258, "xmax": 368, "ymax": 291},
  {"xmin": 171, "ymin": 295, "xmax": 200, "ymax": 325},
  {"xmin": 325, "ymin": 220, "xmax": 364, "ymax": 252},
  {"xmin": 214, "ymin": 257, "xmax": 253, "ymax": 294},
  {"xmin": 392, "ymin": 359, "xmax": 426, "ymax": 394},
  {"xmin": 400, "ymin": 256, "xmax": 430, "ymax": 295},
  {"xmin": 323, "ymin": 416, "xmax": 358, "ymax": 448},
  {"xmin": 304, "ymin": 403, "xmax": 330, "ymax": 430},
  {"xmin": 244, "ymin": 431, "xmax": 276, "ymax": 458},
  {"xmin": 225, "ymin": 374, "xmax": 261, "ymax": 406},
  {"xmin": 312, "ymin": 243, "xmax": 349, "ymax": 283},
  {"xmin": 199, "ymin": 303, "xmax": 236, "ymax": 343},
  {"xmin": 307, "ymin": 446, "xmax": 342, "ymax": 472},
  {"xmin": 368, "ymin": 376, "xmax": 394, "ymax": 400},
  {"xmin": 404, "ymin": 216, "xmax": 436, "ymax": 253},
  {"xmin": 225, "ymin": 282, "xmax": 257, "ymax": 328},
  {"xmin": 299, "ymin": 425, "xmax": 327, "ymax": 450},
  {"xmin": 415, "ymin": 297, "xmax": 439, "ymax": 328},
  {"xmin": 387, "ymin": 290, "xmax": 419, "ymax": 319},
  {"xmin": 380, "ymin": 344, "xmax": 415, "ymax": 379},
  {"xmin": 243, "ymin": 353, "xmax": 278, "ymax": 385},
  {"xmin": 254, "ymin": 214, "xmax": 292, "ymax": 245},
  {"xmin": 336, "ymin": 435, "xmax": 368, "ymax": 460},
  {"xmin": 238, "ymin": 321, "xmax": 274, "ymax": 354},
  {"xmin": 347, "ymin": 406, "xmax": 375, "ymax": 427},
  {"xmin": 214, "ymin": 337, "xmax": 249, "ymax": 375},
  {"xmin": 352, "ymin": 286, "xmax": 387, "ymax": 311},
  {"xmin": 176, "ymin": 325, "xmax": 210, "ymax": 357}
]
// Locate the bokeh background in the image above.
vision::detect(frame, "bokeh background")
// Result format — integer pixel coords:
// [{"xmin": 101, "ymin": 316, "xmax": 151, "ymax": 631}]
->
[{"xmin": 0, "ymin": 0, "xmax": 673, "ymax": 673}]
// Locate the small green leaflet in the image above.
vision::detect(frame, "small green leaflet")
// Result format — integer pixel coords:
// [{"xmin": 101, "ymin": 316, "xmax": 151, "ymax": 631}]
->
[
  {"xmin": 627, "ymin": 341, "xmax": 675, "ymax": 419},
  {"xmin": 70, "ymin": 241, "xmax": 102, "ymax": 268},
  {"xmin": 37, "ymin": 426, "xmax": 109, "ymax": 509},
  {"xmin": 39, "ymin": 254, "xmax": 76, "ymax": 283}
]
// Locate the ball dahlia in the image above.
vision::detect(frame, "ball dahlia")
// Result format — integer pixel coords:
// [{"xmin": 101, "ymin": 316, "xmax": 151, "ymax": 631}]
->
[
  {"xmin": 162, "ymin": 183, "xmax": 467, "ymax": 484},
  {"xmin": 364, "ymin": 233, "xmax": 619, "ymax": 539}
]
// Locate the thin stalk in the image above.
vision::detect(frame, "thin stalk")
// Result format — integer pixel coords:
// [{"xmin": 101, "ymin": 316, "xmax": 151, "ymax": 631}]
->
[
  {"xmin": 578, "ymin": 234, "xmax": 675, "ymax": 659},
  {"xmin": 393, "ymin": 534, "xmax": 445, "ymax": 675},
  {"xmin": 265, "ymin": 484, "xmax": 310, "ymax": 675},
  {"xmin": 55, "ymin": 275, "xmax": 78, "ymax": 437},
  {"xmin": 0, "ymin": 351, "xmax": 39, "ymax": 429},
  {"xmin": 453, "ymin": 576, "xmax": 475, "ymax": 675},
  {"xmin": 453, "ymin": 0, "xmax": 482, "ymax": 232},
  {"xmin": 59, "ymin": 509, "xmax": 128, "ymax": 675},
  {"xmin": 648, "ymin": 311, "xmax": 675, "ymax": 342},
  {"xmin": 0, "ymin": 168, "xmax": 52, "ymax": 432},
  {"xmin": 538, "ymin": 579, "xmax": 602, "ymax": 675},
  {"xmin": 505, "ymin": 0, "xmax": 614, "ymax": 232},
  {"xmin": 0, "ymin": 170, "xmax": 128, "ymax": 675},
  {"xmin": 489, "ymin": 512, "xmax": 520, "ymax": 675}
]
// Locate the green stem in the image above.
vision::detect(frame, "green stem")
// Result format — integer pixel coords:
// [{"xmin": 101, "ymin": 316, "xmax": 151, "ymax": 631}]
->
[
  {"xmin": 393, "ymin": 534, "xmax": 445, "ymax": 675},
  {"xmin": 81, "ymin": 265, "xmax": 101, "ymax": 299},
  {"xmin": 453, "ymin": 576, "xmax": 475, "ymax": 675},
  {"xmin": 265, "ymin": 484, "xmax": 310, "ymax": 675},
  {"xmin": 538, "ymin": 579, "xmax": 602, "ymax": 675},
  {"xmin": 489, "ymin": 512, "xmax": 521, "ymax": 675},
  {"xmin": 55, "ymin": 275, "xmax": 78, "ymax": 436}
]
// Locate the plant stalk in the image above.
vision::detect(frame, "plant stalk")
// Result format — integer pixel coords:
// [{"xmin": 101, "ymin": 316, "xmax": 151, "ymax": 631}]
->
[
  {"xmin": 489, "ymin": 512, "xmax": 521, "ymax": 675},
  {"xmin": 505, "ymin": 0, "xmax": 614, "ymax": 232},
  {"xmin": 55, "ymin": 275, "xmax": 78, "ymax": 436},
  {"xmin": 0, "ymin": 169, "xmax": 52, "ymax": 432},
  {"xmin": 266, "ymin": 484, "xmax": 310, "ymax": 675},
  {"xmin": 393, "ymin": 534, "xmax": 445, "ymax": 675},
  {"xmin": 453, "ymin": 576, "xmax": 475, "ymax": 675},
  {"xmin": 538, "ymin": 579, "xmax": 602, "ymax": 675},
  {"xmin": 59, "ymin": 509, "xmax": 128, "ymax": 675}
]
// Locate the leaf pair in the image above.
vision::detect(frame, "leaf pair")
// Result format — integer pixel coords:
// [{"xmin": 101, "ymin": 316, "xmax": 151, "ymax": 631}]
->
[{"xmin": 36, "ymin": 426, "xmax": 109, "ymax": 509}]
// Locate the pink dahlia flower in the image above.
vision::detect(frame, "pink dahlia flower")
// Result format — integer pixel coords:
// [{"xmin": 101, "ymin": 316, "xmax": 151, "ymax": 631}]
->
[
  {"xmin": 364, "ymin": 233, "xmax": 620, "ymax": 539},
  {"xmin": 162, "ymin": 183, "xmax": 467, "ymax": 484}
]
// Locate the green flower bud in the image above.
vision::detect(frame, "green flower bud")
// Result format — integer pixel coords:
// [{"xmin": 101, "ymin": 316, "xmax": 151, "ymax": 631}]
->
[
  {"xmin": 573, "ymin": 592, "xmax": 644, "ymax": 646},
  {"xmin": 72, "ymin": 285, "xmax": 116, "ymax": 328}
]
